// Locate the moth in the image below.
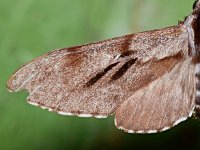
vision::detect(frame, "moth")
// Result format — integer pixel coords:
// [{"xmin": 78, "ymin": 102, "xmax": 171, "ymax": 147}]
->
[{"xmin": 7, "ymin": 0, "xmax": 200, "ymax": 134}]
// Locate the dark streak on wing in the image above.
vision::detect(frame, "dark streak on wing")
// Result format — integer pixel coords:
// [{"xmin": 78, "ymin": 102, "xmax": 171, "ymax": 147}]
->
[
  {"xmin": 85, "ymin": 62, "xmax": 119, "ymax": 87},
  {"xmin": 111, "ymin": 58, "xmax": 137, "ymax": 81},
  {"xmin": 119, "ymin": 51, "xmax": 135, "ymax": 58}
]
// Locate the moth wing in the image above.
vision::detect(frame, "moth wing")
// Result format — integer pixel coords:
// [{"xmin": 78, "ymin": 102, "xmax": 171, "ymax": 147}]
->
[
  {"xmin": 115, "ymin": 58, "xmax": 195, "ymax": 133},
  {"xmin": 7, "ymin": 25, "xmax": 190, "ymax": 118}
]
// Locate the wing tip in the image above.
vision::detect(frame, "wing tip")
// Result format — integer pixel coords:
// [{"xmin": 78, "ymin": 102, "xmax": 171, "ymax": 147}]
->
[
  {"xmin": 6, "ymin": 61, "xmax": 38, "ymax": 93},
  {"xmin": 6, "ymin": 73, "xmax": 24, "ymax": 93},
  {"xmin": 6, "ymin": 76, "xmax": 16, "ymax": 92}
]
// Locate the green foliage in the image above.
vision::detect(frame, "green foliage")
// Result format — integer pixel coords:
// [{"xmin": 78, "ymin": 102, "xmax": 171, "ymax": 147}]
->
[{"xmin": 0, "ymin": 0, "xmax": 199, "ymax": 150}]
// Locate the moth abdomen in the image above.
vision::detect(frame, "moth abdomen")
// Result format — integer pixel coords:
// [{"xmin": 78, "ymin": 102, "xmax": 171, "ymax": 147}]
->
[
  {"xmin": 195, "ymin": 62, "xmax": 200, "ymax": 118},
  {"xmin": 194, "ymin": 107, "xmax": 200, "ymax": 119}
]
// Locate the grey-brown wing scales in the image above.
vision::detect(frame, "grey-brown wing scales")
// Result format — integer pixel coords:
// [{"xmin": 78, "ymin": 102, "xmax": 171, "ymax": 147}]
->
[
  {"xmin": 7, "ymin": 25, "xmax": 192, "ymax": 124},
  {"xmin": 115, "ymin": 58, "xmax": 195, "ymax": 133}
]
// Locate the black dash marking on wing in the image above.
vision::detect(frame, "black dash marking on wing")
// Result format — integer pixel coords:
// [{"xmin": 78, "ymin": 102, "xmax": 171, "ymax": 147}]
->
[
  {"xmin": 111, "ymin": 58, "xmax": 137, "ymax": 81},
  {"xmin": 120, "ymin": 51, "xmax": 135, "ymax": 58},
  {"xmin": 86, "ymin": 62, "xmax": 119, "ymax": 87}
]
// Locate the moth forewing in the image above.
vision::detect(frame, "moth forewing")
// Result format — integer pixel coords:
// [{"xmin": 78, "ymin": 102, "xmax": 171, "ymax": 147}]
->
[{"xmin": 7, "ymin": 0, "xmax": 200, "ymax": 133}]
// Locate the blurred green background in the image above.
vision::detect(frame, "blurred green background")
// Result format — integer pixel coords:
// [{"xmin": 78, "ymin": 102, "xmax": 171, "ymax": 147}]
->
[{"xmin": 1, "ymin": 0, "xmax": 200, "ymax": 149}]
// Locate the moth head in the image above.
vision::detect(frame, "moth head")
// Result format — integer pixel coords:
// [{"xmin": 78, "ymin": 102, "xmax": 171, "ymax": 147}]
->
[
  {"xmin": 193, "ymin": 0, "xmax": 200, "ymax": 10},
  {"xmin": 189, "ymin": 0, "xmax": 200, "ymax": 57},
  {"xmin": 192, "ymin": 0, "xmax": 200, "ymax": 16}
]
